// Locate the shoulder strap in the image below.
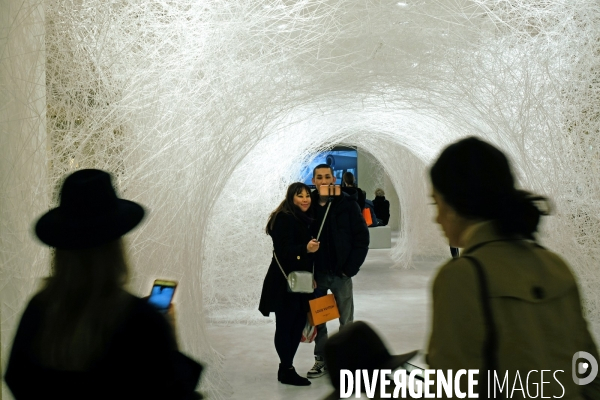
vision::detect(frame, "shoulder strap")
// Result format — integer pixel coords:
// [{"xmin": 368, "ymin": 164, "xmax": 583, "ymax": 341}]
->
[
  {"xmin": 462, "ymin": 255, "xmax": 501, "ymax": 400},
  {"xmin": 273, "ymin": 251, "xmax": 288, "ymax": 280},
  {"xmin": 273, "ymin": 250, "xmax": 314, "ymax": 280}
]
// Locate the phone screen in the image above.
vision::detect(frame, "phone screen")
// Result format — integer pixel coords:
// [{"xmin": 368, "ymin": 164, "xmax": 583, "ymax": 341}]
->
[{"xmin": 148, "ymin": 280, "xmax": 177, "ymax": 311}]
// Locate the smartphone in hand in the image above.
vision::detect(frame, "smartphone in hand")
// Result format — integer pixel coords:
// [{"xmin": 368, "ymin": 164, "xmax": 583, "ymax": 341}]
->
[
  {"xmin": 148, "ymin": 279, "xmax": 177, "ymax": 313},
  {"xmin": 318, "ymin": 184, "xmax": 341, "ymax": 197}
]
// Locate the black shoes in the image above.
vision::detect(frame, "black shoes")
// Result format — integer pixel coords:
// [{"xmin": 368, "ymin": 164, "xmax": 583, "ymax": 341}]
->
[{"xmin": 278, "ymin": 365, "xmax": 311, "ymax": 386}]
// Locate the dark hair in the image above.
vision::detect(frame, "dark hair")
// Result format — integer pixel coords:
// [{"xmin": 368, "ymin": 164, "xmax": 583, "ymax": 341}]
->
[
  {"xmin": 36, "ymin": 239, "xmax": 130, "ymax": 370},
  {"xmin": 313, "ymin": 164, "xmax": 333, "ymax": 178},
  {"xmin": 342, "ymin": 172, "xmax": 355, "ymax": 187},
  {"xmin": 266, "ymin": 182, "xmax": 313, "ymax": 234},
  {"xmin": 429, "ymin": 137, "xmax": 550, "ymax": 239}
]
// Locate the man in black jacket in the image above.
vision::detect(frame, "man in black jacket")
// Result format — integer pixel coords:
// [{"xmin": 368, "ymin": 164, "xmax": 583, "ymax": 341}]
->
[{"xmin": 306, "ymin": 164, "xmax": 370, "ymax": 379}]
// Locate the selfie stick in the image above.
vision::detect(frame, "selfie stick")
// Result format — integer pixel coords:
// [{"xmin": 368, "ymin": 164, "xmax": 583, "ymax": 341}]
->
[
  {"xmin": 316, "ymin": 185, "xmax": 335, "ymax": 241},
  {"xmin": 316, "ymin": 202, "xmax": 331, "ymax": 241}
]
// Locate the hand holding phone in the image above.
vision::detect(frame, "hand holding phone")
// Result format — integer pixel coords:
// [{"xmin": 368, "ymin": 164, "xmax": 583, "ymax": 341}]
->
[{"xmin": 148, "ymin": 279, "xmax": 177, "ymax": 313}]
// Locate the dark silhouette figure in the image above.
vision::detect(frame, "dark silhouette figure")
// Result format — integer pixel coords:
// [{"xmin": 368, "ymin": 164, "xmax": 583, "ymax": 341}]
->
[{"xmin": 5, "ymin": 169, "xmax": 202, "ymax": 400}]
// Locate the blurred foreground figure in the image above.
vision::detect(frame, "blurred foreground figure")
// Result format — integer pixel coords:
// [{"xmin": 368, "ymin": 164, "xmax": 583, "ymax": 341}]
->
[
  {"xmin": 322, "ymin": 321, "xmax": 417, "ymax": 399},
  {"xmin": 5, "ymin": 169, "xmax": 202, "ymax": 400},
  {"xmin": 428, "ymin": 137, "xmax": 600, "ymax": 399}
]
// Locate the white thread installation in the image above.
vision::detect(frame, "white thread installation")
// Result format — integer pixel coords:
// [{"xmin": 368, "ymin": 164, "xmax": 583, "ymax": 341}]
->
[{"xmin": 3, "ymin": 0, "xmax": 600, "ymax": 397}]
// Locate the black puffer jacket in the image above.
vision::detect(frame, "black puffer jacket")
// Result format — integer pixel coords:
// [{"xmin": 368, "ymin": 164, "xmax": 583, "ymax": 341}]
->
[
  {"xmin": 258, "ymin": 212, "xmax": 314, "ymax": 316},
  {"xmin": 310, "ymin": 189, "xmax": 369, "ymax": 277}
]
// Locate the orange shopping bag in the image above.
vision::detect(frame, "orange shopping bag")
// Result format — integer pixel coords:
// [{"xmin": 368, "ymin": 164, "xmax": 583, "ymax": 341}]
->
[
  {"xmin": 308, "ymin": 293, "xmax": 340, "ymax": 326},
  {"xmin": 362, "ymin": 208, "xmax": 373, "ymax": 226}
]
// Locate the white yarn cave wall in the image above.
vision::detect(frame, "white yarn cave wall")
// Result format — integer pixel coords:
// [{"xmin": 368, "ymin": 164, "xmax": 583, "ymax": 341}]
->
[
  {"xmin": 3, "ymin": 0, "xmax": 600, "ymax": 398},
  {"xmin": 1, "ymin": 1, "xmax": 48, "ymax": 399}
]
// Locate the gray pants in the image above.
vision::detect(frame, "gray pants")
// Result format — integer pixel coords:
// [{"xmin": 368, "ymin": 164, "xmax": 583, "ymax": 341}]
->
[{"xmin": 313, "ymin": 272, "xmax": 354, "ymax": 357}]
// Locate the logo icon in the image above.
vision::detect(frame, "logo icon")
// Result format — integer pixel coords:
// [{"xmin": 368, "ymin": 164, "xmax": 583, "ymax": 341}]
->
[{"xmin": 573, "ymin": 351, "xmax": 598, "ymax": 385}]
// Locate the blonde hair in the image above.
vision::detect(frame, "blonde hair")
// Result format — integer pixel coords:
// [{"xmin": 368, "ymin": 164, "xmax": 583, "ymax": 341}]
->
[
  {"xmin": 375, "ymin": 188, "xmax": 385, "ymax": 197},
  {"xmin": 35, "ymin": 239, "xmax": 132, "ymax": 370}
]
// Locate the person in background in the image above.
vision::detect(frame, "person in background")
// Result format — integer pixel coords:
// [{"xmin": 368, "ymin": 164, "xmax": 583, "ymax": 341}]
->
[
  {"xmin": 450, "ymin": 247, "xmax": 459, "ymax": 258},
  {"xmin": 427, "ymin": 137, "xmax": 600, "ymax": 398},
  {"xmin": 341, "ymin": 171, "xmax": 366, "ymax": 210},
  {"xmin": 307, "ymin": 165, "xmax": 369, "ymax": 379},
  {"xmin": 343, "ymin": 171, "xmax": 378, "ymax": 226},
  {"xmin": 4, "ymin": 169, "xmax": 202, "ymax": 400},
  {"xmin": 373, "ymin": 188, "xmax": 390, "ymax": 226},
  {"xmin": 259, "ymin": 182, "xmax": 319, "ymax": 386}
]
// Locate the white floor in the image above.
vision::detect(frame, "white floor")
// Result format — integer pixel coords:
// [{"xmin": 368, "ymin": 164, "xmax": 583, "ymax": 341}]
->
[{"xmin": 206, "ymin": 245, "xmax": 444, "ymax": 400}]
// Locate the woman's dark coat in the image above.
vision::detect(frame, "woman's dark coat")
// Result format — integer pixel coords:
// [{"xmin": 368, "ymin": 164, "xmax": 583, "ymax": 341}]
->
[
  {"xmin": 258, "ymin": 211, "xmax": 314, "ymax": 316},
  {"xmin": 5, "ymin": 293, "xmax": 202, "ymax": 400}
]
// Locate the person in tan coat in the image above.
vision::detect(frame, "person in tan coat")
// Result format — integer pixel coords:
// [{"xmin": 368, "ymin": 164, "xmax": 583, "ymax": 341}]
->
[{"xmin": 427, "ymin": 137, "xmax": 600, "ymax": 399}]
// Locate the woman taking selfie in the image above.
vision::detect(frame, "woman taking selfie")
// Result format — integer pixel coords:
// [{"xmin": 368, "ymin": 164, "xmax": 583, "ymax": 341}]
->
[
  {"xmin": 259, "ymin": 182, "xmax": 319, "ymax": 386},
  {"xmin": 427, "ymin": 137, "xmax": 600, "ymax": 398},
  {"xmin": 5, "ymin": 169, "xmax": 202, "ymax": 399}
]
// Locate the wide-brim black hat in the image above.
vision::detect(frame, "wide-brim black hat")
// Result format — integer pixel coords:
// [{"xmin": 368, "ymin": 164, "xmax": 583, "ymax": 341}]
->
[
  {"xmin": 322, "ymin": 321, "xmax": 418, "ymax": 400},
  {"xmin": 35, "ymin": 169, "xmax": 145, "ymax": 250}
]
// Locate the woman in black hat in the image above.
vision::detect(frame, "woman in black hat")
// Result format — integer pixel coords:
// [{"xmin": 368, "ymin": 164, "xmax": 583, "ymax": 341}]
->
[
  {"xmin": 427, "ymin": 137, "xmax": 600, "ymax": 398},
  {"xmin": 4, "ymin": 169, "xmax": 202, "ymax": 399}
]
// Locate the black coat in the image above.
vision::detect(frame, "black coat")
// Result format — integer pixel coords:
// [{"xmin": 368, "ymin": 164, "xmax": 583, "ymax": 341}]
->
[
  {"xmin": 5, "ymin": 293, "xmax": 202, "ymax": 400},
  {"xmin": 341, "ymin": 186, "xmax": 366, "ymax": 210},
  {"xmin": 373, "ymin": 195, "xmax": 390, "ymax": 225},
  {"xmin": 258, "ymin": 212, "xmax": 314, "ymax": 317},
  {"xmin": 310, "ymin": 190, "xmax": 369, "ymax": 277}
]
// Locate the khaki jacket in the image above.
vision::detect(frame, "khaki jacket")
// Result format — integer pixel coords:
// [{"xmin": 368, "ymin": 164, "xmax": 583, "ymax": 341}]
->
[{"xmin": 427, "ymin": 222, "xmax": 600, "ymax": 399}]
